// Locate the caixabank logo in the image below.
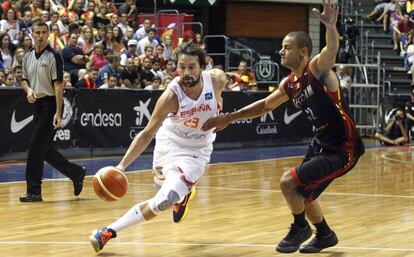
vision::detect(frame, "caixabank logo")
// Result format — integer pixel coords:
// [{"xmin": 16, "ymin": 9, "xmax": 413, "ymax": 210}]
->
[
  {"xmin": 256, "ymin": 111, "xmax": 278, "ymax": 135},
  {"xmin": 129, "ymin": 99, "xmax": 152, "ymax": 139}
]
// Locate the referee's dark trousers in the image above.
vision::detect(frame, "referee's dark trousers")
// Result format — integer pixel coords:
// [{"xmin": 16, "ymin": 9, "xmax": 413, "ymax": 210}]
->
[{"xmin": 26, "ymin": 96, "xmax": 82, "ymax": 195}]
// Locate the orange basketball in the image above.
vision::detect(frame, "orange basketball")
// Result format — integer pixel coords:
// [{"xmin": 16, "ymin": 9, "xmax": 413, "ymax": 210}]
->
[{"xmin": 93, "ymin": 166, "xmax": 128, "ymax": 201}]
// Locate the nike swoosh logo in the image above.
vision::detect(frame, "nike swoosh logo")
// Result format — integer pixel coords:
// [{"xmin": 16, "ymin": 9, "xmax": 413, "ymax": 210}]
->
[
  {"xmin": 284, "ymin": 109, "xmax": 302, "ymax": 125},
  {"xmin": 11, "ymin": 110, "xmax": 34, "ymax": 133}
]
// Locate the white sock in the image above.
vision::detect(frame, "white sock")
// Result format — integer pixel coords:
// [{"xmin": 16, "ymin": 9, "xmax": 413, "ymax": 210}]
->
[{"xmin": 108, "ymin": 203, "xmax": 145, "ymax": 232}]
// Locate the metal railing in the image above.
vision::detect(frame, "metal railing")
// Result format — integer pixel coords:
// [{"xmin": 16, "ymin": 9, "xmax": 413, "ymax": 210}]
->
[
  {"xmin": 227, "ymin": 48, "xmax": 254, "ymax": 71},
  {"xmin": 334, "ymin": 55, "xmax": 382, "ymax": 131}
]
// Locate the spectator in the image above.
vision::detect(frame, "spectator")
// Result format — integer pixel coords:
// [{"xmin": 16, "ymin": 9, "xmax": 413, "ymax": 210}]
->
[
  {"xmin": 1, "ymin": 8, "xmax": 20, "ymax": 45},
  {"xmin": 364, "ymin": 0, "xmax": 390, "ymax": 22},
  {"xmin": 2, "ymin": 71, "xmax": 15, "ymax": 87},
  {"xmin": 40, "ymin": 10, "xmax": 50, "ymax": 23},
  {"xmin": 97, "ymin": 54, "xmax": 121, "ymax": 86},
  {"xmin": 117, "ymin": 12, "xmax": 131, "ymax": 38},
  {"xmin": 93, "ymin": 5, "xmax": 110, "ymax": 27},
  {"xmin": 133, "ymin": 17, "xmax": 152, "ymax": 42},
  {"xmin": 47, "ymin": 12, "xmax": 61, "ymax": 30},
  {"xmin": 138, "ymin": 45, "xmax": 154, "ymax": 64},
  {"xmin": 163, "ymin": 59, "xmax": 175, "ymax": 78},
  {"xmin": 109, "ymin": 13, "xmax": 119, "ymax": 27},
  {"xmin": 118, "ymin": 0, "xmax": 137, "ymax": 22},
  {"xmin": 137, "ymin": 28, "xmax": 158, "ymax": 55},
  {"xmin": 19, "ymin": 34, "xmax": 33, "ymax": 51},
  {"xmin": 393, "ymin": 14, "xmax": 413, "ymax": 53},
  {"xmin": 63, "ymin": 71, "xmax": 72, "ymax": 87},
  {"xmin": 81, "ymin": 1, "xmax": 96, "ymax": 23},
  {"xmin": 75, "ymin": 67, "xmax": 99, "ymax": 89},
  {"xmin": 375, "ymin": 109, "xmax": 409, "ymax": 145},
  {"xmin": 194, "ymin": 33, "xmax": 206, "ymax": 49},
  {"xmin": 162, "ymin": 34, "xmax": 173, "ymax": 61},
  {"xmin": 125, "ymin": 27, "xmax": 135, "ymax": 41},
  {"xmin": 49, "ymin": 24, "xmax": 65, "ymax": 52},
  {"xmin": 87, "ymin": 42, "xmax": 108, "ymax": 69},
  {"xmin": 49, "ymin": 0, "xmax": 65, "ymax": 13},
  {"xmin": 78, "ymin": 68, "xmax": 87, "ymax": 80},
  {"xmin": 389, "ymin": 3, "xmax": 403, "ymax": 33},
  {"xmin": 144, "ymin": 75, "xmax": 161, "ymax": 90},
  {"xmin": 120, "ymin": 57, "xmax": 140, "ymax": 88},
  {"xmin": 61, "ymin": 32, "xmax": 88, "ymax": 85},
  {"xmin": 405, "ymin": 89, "xmax": 414, "ymax": 136},
  {"xmin": 151, "ymin": 58, "xmax": 165, "ymax": 80},
  {"xmin": 140, "ymin": 56, "xmax": 154, "ymax": 87},
  {"xmin": 120, "ymin": 39, "xmax": 138, "ymax": 66},
  {"xmin": 160, "ymin": 75, "xmax": 173, "ymax": 89},
  {"xmin": 19, "ymin": 10, "xmax": 33, "ymax": 36},
  {"xmin": 56, "ymin": 11, "xmax": 70, "ymax": 36},
  {"xmin": 30, "ymin": 0, "xmax": 43, "ymax": 20},
  {"xmin": 13, "ymin": 65, "xmax": 22, "ymax": 87},
  {"xmin": 99, "ymin": 73, "xmax": 118, "ymax": 89},
  {"xmin": 230, "ymin": 60, "xmax": 257, "ymax": 86},
  {"xmin": 0, "ymin": 69, "xmax": 6, "ymax": 86},
  {"xmin": 12, "ymin": 47, "xmax": 25, "ymax": 68},
  {"xmin": 0, "ymin": 33, "xmax": 16, "ymax": 72},
  {"xmin": 336, "ymin": 64, "xmax": 352, "ymax": 99},
  {"xmin": 78, "ymin": 25, "xmax": 95, "ymax": 54},
  {"xmin": 153, "ymin": 44, "xmax": 166, "ymax": 67}
]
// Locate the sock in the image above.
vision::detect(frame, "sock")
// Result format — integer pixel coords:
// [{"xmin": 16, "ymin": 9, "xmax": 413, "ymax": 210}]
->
[
  {"xmin": 314, "ymin": 218, "xmax": 332, "ymax": 236},
  {"xmin": 108, "ymin": 203, "xmax": 145, "ymax": 232},
  {"xmin": 293, "ymin": 211, "xmax": 307, "ymax": 228}
]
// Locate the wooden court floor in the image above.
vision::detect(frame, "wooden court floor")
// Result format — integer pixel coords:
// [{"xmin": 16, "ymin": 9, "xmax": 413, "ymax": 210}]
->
[{"xmin": 1, "ymin": 146, "xmax": 414, "ymax": 257}]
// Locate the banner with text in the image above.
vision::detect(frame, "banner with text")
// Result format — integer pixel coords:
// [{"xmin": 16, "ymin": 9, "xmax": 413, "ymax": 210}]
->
[{"xmin": 0, "ymin": 89, "xmax": 313, "ymax": 154}]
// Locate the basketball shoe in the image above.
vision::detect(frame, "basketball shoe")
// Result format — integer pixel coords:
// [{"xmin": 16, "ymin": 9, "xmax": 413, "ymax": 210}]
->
[
  {"xmin": 299, "ymin": 230, "xmax": 338, "ymax": 253},
  {"xmin": 276, "ymin": 223, "xmax": 312, "ymax": 253},
  {"xmin": 89, "ymin": 227, "xmax": 117, "ymax": 253},
  {"xmin": 172, "ymin": 187, "xmax": 197, "ymax": 223}
]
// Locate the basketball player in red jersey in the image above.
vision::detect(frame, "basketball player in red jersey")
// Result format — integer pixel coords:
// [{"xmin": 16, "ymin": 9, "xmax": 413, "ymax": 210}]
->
[{"xmin": 202, "ymin": 0, "xmax": 365, "ymax": 253}]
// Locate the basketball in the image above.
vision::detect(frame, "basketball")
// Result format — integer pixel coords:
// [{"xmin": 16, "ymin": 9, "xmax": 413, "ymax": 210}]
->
[{"xmin": 93, "ymin": 166, "xmax": 129, "ymax": 201}]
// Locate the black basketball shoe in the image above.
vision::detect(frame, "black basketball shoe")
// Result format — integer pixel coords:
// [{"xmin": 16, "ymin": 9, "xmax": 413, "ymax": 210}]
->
[
  {"xmin": 275, "ymin": 223, "xmax": 312, "ymax": 253},
  {"xmin": 299, "ymin": 230, "xmax": 338, "ymax": 253}
]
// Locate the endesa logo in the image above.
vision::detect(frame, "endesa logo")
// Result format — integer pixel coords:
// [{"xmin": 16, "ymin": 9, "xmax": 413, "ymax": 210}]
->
[{"xmin": 80, "ymin": 109, "xmax": 122, "ymax": 127}]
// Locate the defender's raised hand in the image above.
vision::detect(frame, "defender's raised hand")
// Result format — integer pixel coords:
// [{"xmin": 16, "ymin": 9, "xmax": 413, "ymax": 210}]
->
[{"xmin": 312, "ymin": 0, "xmax": 339, "ymax": 28}]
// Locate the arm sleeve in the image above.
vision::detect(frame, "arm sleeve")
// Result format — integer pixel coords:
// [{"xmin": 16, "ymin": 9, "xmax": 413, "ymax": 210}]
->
[{"xmin": 51, "ymin": 51, "xmax": 64, "ymax": 82}]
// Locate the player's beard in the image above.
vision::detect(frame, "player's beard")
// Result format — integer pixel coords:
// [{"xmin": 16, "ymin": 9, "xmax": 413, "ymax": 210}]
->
[{"xmin": 182, "ymin": 74, "xmax": 200, "ymax": 88}]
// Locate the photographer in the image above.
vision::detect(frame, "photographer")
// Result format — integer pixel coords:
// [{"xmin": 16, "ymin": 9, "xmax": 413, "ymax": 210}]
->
[
  {"xmin": 375, "ymin": 109, "xmax": 409, "ymax": 146},
  {"xmin": 338, "ymin": 16, "xmax": 359, "ymax": 63}
]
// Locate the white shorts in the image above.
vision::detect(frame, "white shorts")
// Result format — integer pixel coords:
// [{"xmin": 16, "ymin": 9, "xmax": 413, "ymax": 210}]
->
[{"xmin": 153, "ymin": 137, "xmax": 212, "ymax": 186}]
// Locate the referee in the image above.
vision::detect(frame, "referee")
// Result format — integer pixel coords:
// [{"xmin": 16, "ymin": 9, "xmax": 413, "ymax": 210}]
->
[{"xmin": 20, "ymin": 21, "xmax": 86, "ymax": 202}]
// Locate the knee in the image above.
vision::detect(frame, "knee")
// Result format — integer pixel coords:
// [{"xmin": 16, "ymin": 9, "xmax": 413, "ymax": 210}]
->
[{"xmin": 280, "ymin": 170, "xmax": 296, "ymax": 192}]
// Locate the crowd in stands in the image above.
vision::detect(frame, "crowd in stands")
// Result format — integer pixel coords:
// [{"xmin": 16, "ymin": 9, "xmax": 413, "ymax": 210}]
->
[
  {"xmin": 0, "ymin": 0, "xmax": 261, "ymax": 92},
  {"xmin": 364, "ymin": 0, "xmax": 414, "ymax": 85}
]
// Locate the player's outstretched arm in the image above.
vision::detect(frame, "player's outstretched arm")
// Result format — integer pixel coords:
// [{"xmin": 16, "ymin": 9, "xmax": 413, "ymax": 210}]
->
[
  {"xmin": 202, "ymin": 78, "xmax": 289, "ymax": 132},
  {"xmin": 311, "ymin": 0, "xmax": 339, "ymax": 77},
  {"xmin": 117, "ymin": 89, "xmax": 178, "ymax": 171}
]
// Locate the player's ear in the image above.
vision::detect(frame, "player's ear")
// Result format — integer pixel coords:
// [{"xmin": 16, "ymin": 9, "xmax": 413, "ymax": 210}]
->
[{"xmin": 300, "ymin": 46, "xmax": 308, "ymax": 58}]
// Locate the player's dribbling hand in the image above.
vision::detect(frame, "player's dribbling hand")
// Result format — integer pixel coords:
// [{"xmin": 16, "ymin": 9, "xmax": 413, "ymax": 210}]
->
[{"xmin": 202, "ymin": 113, "xmax": 230, "ymax": 133}]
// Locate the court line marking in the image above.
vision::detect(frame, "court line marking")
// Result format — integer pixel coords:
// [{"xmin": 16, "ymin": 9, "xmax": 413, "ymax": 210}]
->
[
  {"xmin": 381, "ymin": 153, "xmax": 414, "ymax": 163},
  {"xmin": 0, "ymin": 241, "xmax": 413, "ymax": 252}
]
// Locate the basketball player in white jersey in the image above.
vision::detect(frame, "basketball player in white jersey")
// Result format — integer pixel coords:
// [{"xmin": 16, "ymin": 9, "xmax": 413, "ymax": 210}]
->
[{"xmin": 90, "ymin": 42, "xmax": 227, "ymax": 253}]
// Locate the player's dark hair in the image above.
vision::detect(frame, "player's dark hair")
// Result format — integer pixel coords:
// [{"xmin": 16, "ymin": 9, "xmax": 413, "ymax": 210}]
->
[{"xmin": 175, "ymin": 42, "xmax": 206, "ymax": 68}]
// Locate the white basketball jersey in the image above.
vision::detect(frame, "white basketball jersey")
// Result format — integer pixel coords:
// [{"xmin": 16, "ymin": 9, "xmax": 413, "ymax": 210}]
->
[{"xmin": 156, "ymin": 70, "xmax": 218, "ymax": 148}]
